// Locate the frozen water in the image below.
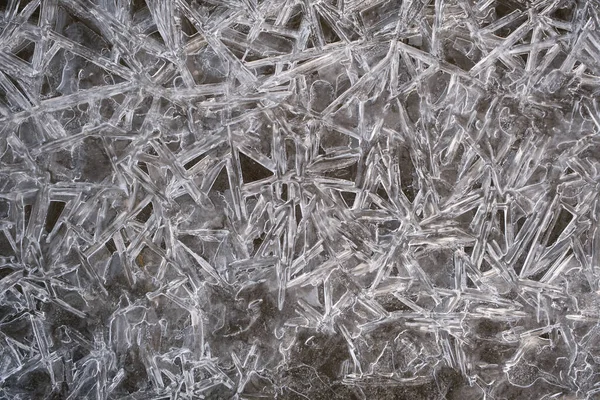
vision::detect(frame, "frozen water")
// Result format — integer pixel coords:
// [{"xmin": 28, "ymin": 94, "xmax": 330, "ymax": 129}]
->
[{"xmin": 1, "ymin": 0, "xmax": 600, "ymax": 398}]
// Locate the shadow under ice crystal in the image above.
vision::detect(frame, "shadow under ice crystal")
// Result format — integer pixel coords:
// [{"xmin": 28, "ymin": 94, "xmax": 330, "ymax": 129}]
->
[{"xmin": 1, "ymin": 0, "xmax": 600, "ymax": 399}]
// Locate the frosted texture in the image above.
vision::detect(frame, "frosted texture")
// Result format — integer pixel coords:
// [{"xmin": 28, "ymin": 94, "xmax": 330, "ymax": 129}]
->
[{"xmin": 1, "ymin": 0, "xmax": 600, "ymax": 398}]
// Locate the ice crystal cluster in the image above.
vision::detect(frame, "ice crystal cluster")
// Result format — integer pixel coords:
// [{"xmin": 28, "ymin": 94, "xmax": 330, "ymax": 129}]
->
[{"xmin": 1, "ymin": 0, "xmax": 600, "ymax": 398}]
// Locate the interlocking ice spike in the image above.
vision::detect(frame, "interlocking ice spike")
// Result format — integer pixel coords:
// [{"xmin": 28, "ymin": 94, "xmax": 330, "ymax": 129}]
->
[{"xmin": 0, "ymin": 0, "xmax": 600, "ymax": 398}]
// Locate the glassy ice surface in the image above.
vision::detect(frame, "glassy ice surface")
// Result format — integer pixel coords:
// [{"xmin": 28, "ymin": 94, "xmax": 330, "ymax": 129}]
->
[{"xmin": 1, "ymin": 0, "xmax": 600, "ymax": 398}]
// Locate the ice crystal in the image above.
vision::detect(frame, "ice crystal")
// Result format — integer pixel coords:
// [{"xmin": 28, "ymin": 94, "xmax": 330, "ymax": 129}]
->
[{"xmin": 1, "ymin": 0, "xmax": 600, "ymax": 398}]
